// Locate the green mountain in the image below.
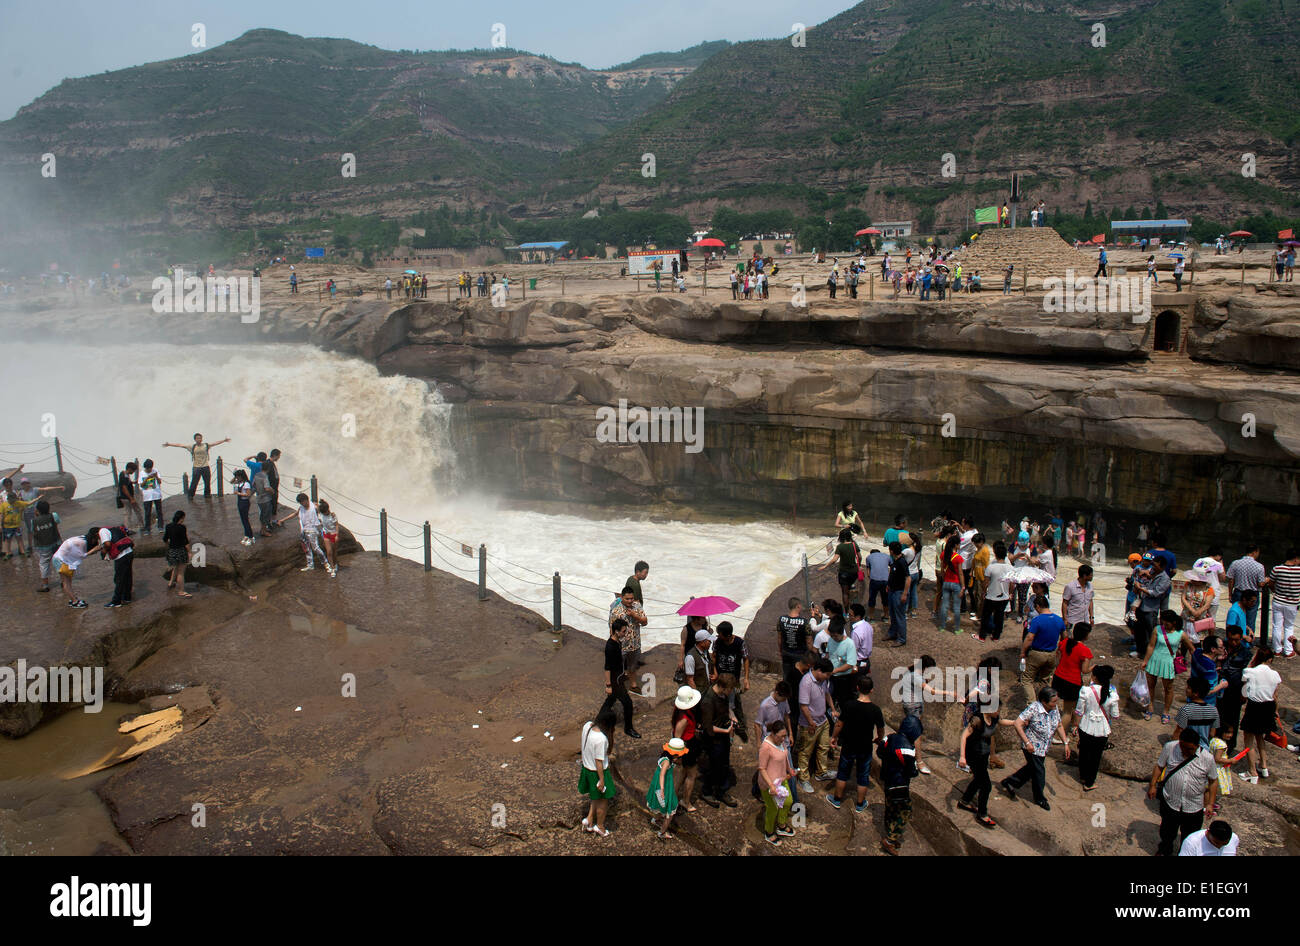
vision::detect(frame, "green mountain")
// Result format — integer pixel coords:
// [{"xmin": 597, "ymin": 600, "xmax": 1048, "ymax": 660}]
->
[
  {"xmin": 0, "ymin": 30, "xmax": 724, "ymax": 253},
  {"xmin": 552, "ymin": 0, "xmax": 1300, "ymax": 228}
]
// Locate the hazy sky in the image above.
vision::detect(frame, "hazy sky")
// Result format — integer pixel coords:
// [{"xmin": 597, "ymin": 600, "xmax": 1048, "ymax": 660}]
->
[{"xmin": 0, "ymin": 0, "xmax": 852, "ymax": 119}]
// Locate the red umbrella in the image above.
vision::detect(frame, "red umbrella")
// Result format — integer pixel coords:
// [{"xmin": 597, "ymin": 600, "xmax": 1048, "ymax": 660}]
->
[
  {"xmin": 676, "ymin": 595, "xmax": 740, "ymax": 617},
  {"xmin": 856, "ymin": 227, "xmax": 882, "ymax": 236},
  {"xmin": 695, "ymin": 238, "xmax": 726, "ymax": 248},
  {"xmin": 1228, "ymin": 230, "xmax": 1253, "ymax": 238}
]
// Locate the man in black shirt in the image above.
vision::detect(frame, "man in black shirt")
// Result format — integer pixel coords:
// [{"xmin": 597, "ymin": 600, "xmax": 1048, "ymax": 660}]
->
[
  {"xmin": 827, "ymin": 675, "xmax": 886, "ymax": 811},
  {"xmin": 601, "ymin": 618, "xmax": 640, "ymax": 738},
  {"xmin": 698, "ymin": 674, "xmax": 739, "ymax": 808},
  {"xmin": 886, "ymin": 542, "xmax": 913, "ymax": 646},
  {"xmin": 713, "ymin": 622, "xmax": 750, "ymax": 743},
  {"xmin": 778, "ymin": 597, "xmax": 809, "ymax": 713}
]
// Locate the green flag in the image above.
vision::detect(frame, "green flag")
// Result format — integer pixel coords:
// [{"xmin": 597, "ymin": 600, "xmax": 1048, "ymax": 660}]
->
[{"xmin": 974, "ymin": 206, "xmax": 998, "ymax": 225}]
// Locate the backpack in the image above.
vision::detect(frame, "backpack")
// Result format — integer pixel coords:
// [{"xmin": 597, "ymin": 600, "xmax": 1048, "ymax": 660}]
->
[
  {"xmin": 32, "ymin": 512, "xmax": 61, "ymax": 548},
  {"xmin": 104, "ymin": 526, "xmax": 134, "ymax": 559}
]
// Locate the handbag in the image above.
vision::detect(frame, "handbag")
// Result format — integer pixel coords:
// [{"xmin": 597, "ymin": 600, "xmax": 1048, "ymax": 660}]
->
[
  {"xmin": 1162, "ymin": 629, "xmax": 1186, "ymax": 675},
  {"xmin": 1266, "ymin": 716, "xmax": 1288, "ymax": 750},
  {"xmin": 1193, "ymin": 617, "xmax": 1216, "ymax": 635}
]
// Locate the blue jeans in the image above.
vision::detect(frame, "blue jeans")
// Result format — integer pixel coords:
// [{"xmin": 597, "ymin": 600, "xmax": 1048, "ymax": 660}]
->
[
  {"xmin": 888, "ymin": 590, "xmax": 908, "ymax": 643},
  {"xmin": 907, "ymin": 577, "xmax": 919, "ymax": 612},
  {"xmin": 938, "ymin": 581, "xmax": 962, "ymax": 628}
]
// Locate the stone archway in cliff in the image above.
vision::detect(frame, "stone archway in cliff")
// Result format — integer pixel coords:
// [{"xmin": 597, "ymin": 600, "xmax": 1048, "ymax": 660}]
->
[{"xmin": 1154, "ymin": 310, "xmax": 1181, "ymax": 352}]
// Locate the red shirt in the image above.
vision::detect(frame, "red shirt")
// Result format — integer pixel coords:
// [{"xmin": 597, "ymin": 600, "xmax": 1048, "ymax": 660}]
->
[
  {"xmin": 942, "ymin": 554, "xmax": 965, "ymax": 584},
  {"xmin": 1055, "ymin": 640, "xmax": 1093, "ymax": 686}
]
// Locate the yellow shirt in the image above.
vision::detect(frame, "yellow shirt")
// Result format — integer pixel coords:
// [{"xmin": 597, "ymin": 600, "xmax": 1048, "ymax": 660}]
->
[
  {"xmin": 973, "ymin": 544, "xmax": 993, "ymax": 583},
  {"xmin": 1, "ymin": 498, "xmax": 33, "ymax": 529}
]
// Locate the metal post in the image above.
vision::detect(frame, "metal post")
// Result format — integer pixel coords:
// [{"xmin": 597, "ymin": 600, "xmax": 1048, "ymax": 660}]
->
[
  {"xmin": 423, "ymin": 522, "xmax": 432, "ymax": 571},
  {"xmin": 561, "ymin": 275, "xmax": 565, "ymax": 296},
  {"xmin": 553, "ymin": 571, "xmax": 562, "ymax": 634},
  {"xmin": 703, "ymin": 265, "xmax": 707, "ymax": 295},
  {"xmin": 478, "ymin": 544, "xmax": 488, "ymax": 600},
  {"xmin": 1260, "ymin": 585, "xmax": 1271, "ymax": 641},
  {"xmin": 379, "ymin": 509, "xmax": 388, "ymax": 558},
  {"xmin": 522, "ymin": 277, "xmax": 526, "ymax": 300},
  {"xmin": 310, "ymin": 475, "xmax": 318, "ymax": 503},
  {"xmin": 869, "ymin": 273, "xmax": 874, "ymax": 299},
  {"xmin": 182, "ymin": 472, "xmax": 190, "ymax": 495},
  {"xmin": 216, "ymin": 456, "xmax": 223, "ymax": 495},
  {"xmin": 446, "ymin": 282, "xmax": 451, "ymax": 302},
  {"xmin": 1022, "ymin": 268, "xmax": 1027, "ymax": 294},
  {"xmin": 110, "ymin": 456, "xmax": 118, "ymax": 484},
  {"xmin": 802, "ymin": 553, "xmax": 811, "ymax": 613},
  {"xmin": 54, "ymin": 437, "xmax": 63, "ymax": 473}
]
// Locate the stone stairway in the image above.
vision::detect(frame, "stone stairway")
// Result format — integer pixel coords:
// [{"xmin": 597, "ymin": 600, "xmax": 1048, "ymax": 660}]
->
[{"xmin": 955, "ymin": 226, "xmax": 1096, "ymax": 281}]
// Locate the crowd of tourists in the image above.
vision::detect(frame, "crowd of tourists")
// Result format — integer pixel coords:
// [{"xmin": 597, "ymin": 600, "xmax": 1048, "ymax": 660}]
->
[
  {"xmin": 8, "ymin": 432, "xmax": 344, "ymax": 609},
  {"xmin": 577, "ymin": 507, "xmax": 1295, "ymax": 855}
]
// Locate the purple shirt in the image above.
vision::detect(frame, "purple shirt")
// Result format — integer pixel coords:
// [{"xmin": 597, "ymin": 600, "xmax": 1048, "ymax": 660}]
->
[
  {"xmin": 798, "ymin": 673, "xmax": 831, "ymax": 725},
  {"xmin": 851, "ymin": 619, "xmax": 873, "ymax": 662}
]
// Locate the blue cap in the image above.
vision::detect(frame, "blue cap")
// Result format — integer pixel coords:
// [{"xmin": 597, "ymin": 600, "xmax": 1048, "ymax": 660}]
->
[{"xmin": 1018, "ymin": 531, "xmax": 1030, "ymax": 542}]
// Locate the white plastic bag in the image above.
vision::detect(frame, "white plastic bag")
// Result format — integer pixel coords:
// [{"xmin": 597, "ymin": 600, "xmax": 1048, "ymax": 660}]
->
[{"xmin": 1129, "ymin": 670, "xmax": 1150, "ymax": 708}]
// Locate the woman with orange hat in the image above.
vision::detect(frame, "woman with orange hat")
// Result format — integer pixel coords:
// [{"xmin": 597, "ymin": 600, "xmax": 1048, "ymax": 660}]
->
[{"xmin": 647, "ymin": 738, "xmax": 689, "ymax": 839}]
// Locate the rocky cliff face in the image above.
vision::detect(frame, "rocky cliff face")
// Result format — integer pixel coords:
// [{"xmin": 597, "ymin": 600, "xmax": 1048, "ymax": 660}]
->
[{"xmin": 11, "ymin": 283, "xmax": 1299, "ymax": 549}]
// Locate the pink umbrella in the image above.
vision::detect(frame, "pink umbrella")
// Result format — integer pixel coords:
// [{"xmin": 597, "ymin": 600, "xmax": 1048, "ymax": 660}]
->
[{"xmin": 677, "ymin": 596, "xmax": 740, "ymax": 617}]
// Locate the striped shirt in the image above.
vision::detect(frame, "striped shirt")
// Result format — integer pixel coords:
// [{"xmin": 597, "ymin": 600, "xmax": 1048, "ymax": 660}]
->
[
  {"xmin": 1270, "ymin": 563, "xmax": 1300, "ymax": 605},
  {"xmin": 1226, "ymin": 556, "xmax": 1265, "ymax": 591}
]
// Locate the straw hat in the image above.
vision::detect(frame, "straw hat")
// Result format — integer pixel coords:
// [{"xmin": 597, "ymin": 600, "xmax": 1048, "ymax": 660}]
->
[
  {"xmin": 663, "ymin": 738, "xmax": 689, "ymax": 756},
  {"xmin": 1182, "ymin": 568, "xmax": 1210, "ymax": 583},
  {"xmin": 674, "ymin": 686, "xmax": 701, "ymax": 710}
]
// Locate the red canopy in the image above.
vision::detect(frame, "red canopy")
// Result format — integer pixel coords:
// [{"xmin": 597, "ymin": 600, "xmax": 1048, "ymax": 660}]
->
[
  {"xmin": 1228, "ymin": 230, "xmax": 1253, "ymax": 237},
  {"xmin": 695, "ymin": 238, "xmax": 726, "ymax": 247},
  {"xmin": 856, "ymin": 227, "xmax": 882, "ymax": 236},
  {"xmin": 1280, "ymin": 228, "xmax": 1296, "ymax": 241}
]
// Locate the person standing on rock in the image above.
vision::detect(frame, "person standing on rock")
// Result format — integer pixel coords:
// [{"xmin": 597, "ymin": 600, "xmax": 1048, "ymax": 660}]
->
[
  {"xmin": 624, "ymin": 561, "xmax": 649, "ymax": 667},
  {"xmin": 164, "ymin": 433, "xmax": 230, "ymax": 501},
  {"xmin": 1094, "ymin": 246, "xmax": 1108, "ymax": 278},
  {"xmin": 385, "ymin": 277, "xmax": 393, "ymax": 299},
  {"xmin": 712, "ymin": 622, "xmax": 750, "ymax": 741},
  {"xmin": 264, "ymin": 449, "xmax": 282, "ymax": 520},
  {"xmin": 252, "ymin": 465, "xmax": 275, "ymax": 537},
  {"xmin": 278, "ymin": 492, "xmax": 328, "ymax": 572},
  {"xmin": 116, "ymin": 461, "xmax": 143, "ymax": 532},
  {"xmin": 977, "ymin": 541, "xmax": 1012, "ymax": 642},
  {"xmin": 1000, "ymin": 686, "xmax": 1070, "ymax": 811},
  {"xmin": 672, "ymin": 685, "xmax": 704, "ymax": 813},
  {"xmin": 163, "ymin": 510, "xmax": 192, "ymax": 597},
  {"xmin": 957, "ymin": 689, "xmax": 1001, "ymax": 828},
  {"xmin": 827, "ymin": 674, "xmax": 884, "ymax": 813},
  {"xmin": 698, "ymin": 674, "xmax": 740, "ymax": 808},
  {"xmin": 579, "ymin": 710, "xmax": 617, "ymax": 838},
  {"xmin": 94, "ymin": 523, "xmax": 135, "ymax": 608},
  {"xmin": 602, "ymin": 618, "xmax": 640, "ymax": 739},
  {"xmin": 1226, "ymin": 546, "xmax": 1266, "ymax": 635},
  {"xmin": 1237, "ymin": 646, "xmax": 1281, "ymax": 784},
  {"xmin": 609, "ymin": 586, "xmax": 648, "ymax": 690},
  {"xmin": 777, "ymin": 598, "xmax": 810, "ymax": 726},
  {"xmin": 317, "ymin": 500, "xmax": 339, "ymax": 578},
  {"xmin": 1074, "ymin": 664, "xmax": 1119, "ymax": 790},
  {"xmin": 1149, "ymin": 729, "xmax": 1217, "ymax": 855},
  {"xmin": 1019, "ymin": 596, "xmax": 1064, "ymax": 704},
  {"xmin": 886, "ymin": 540, "xmax": 912, "ymax": 646},
  {"xmin": 231, "ymin": 469, "xmax": 255, "ymax": 546},
  {"xmin": 795, "ymin": 658, "xmax": 836, "ymax": 792},
  {"xmin": 646, "ymin": 737, "xmax": 688, "ymax": 839},
  {"xmin": 757, "ymin": 719, "xmax": 798, "ymax": 845},
  {"xmin": 1266, "ymin": 548, "xmax": 1300, "ymax": 659},
  {"xmin": 30, "ymin": 500, "xmax": 61, "ymax": 593},
  {"xmin": 819, "ymin": 528, "xmax": 861, "ymax": 614},
  {"xmin": 878, "ymin": 714, "xmax": 921, "ymax": 855},
  {"xmin": 1141, "ymin": 610, "xmax": 1185, "ymax": 725}
]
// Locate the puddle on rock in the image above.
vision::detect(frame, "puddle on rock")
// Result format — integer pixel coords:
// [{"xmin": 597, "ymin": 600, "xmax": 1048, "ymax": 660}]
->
[
  {"xmin": 0, "ymin": 702, "xmax": 145, "ymax": 783},
  {"xmin": 288, "ymin": 612, "xmax": 374, "ymax": 645}
]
